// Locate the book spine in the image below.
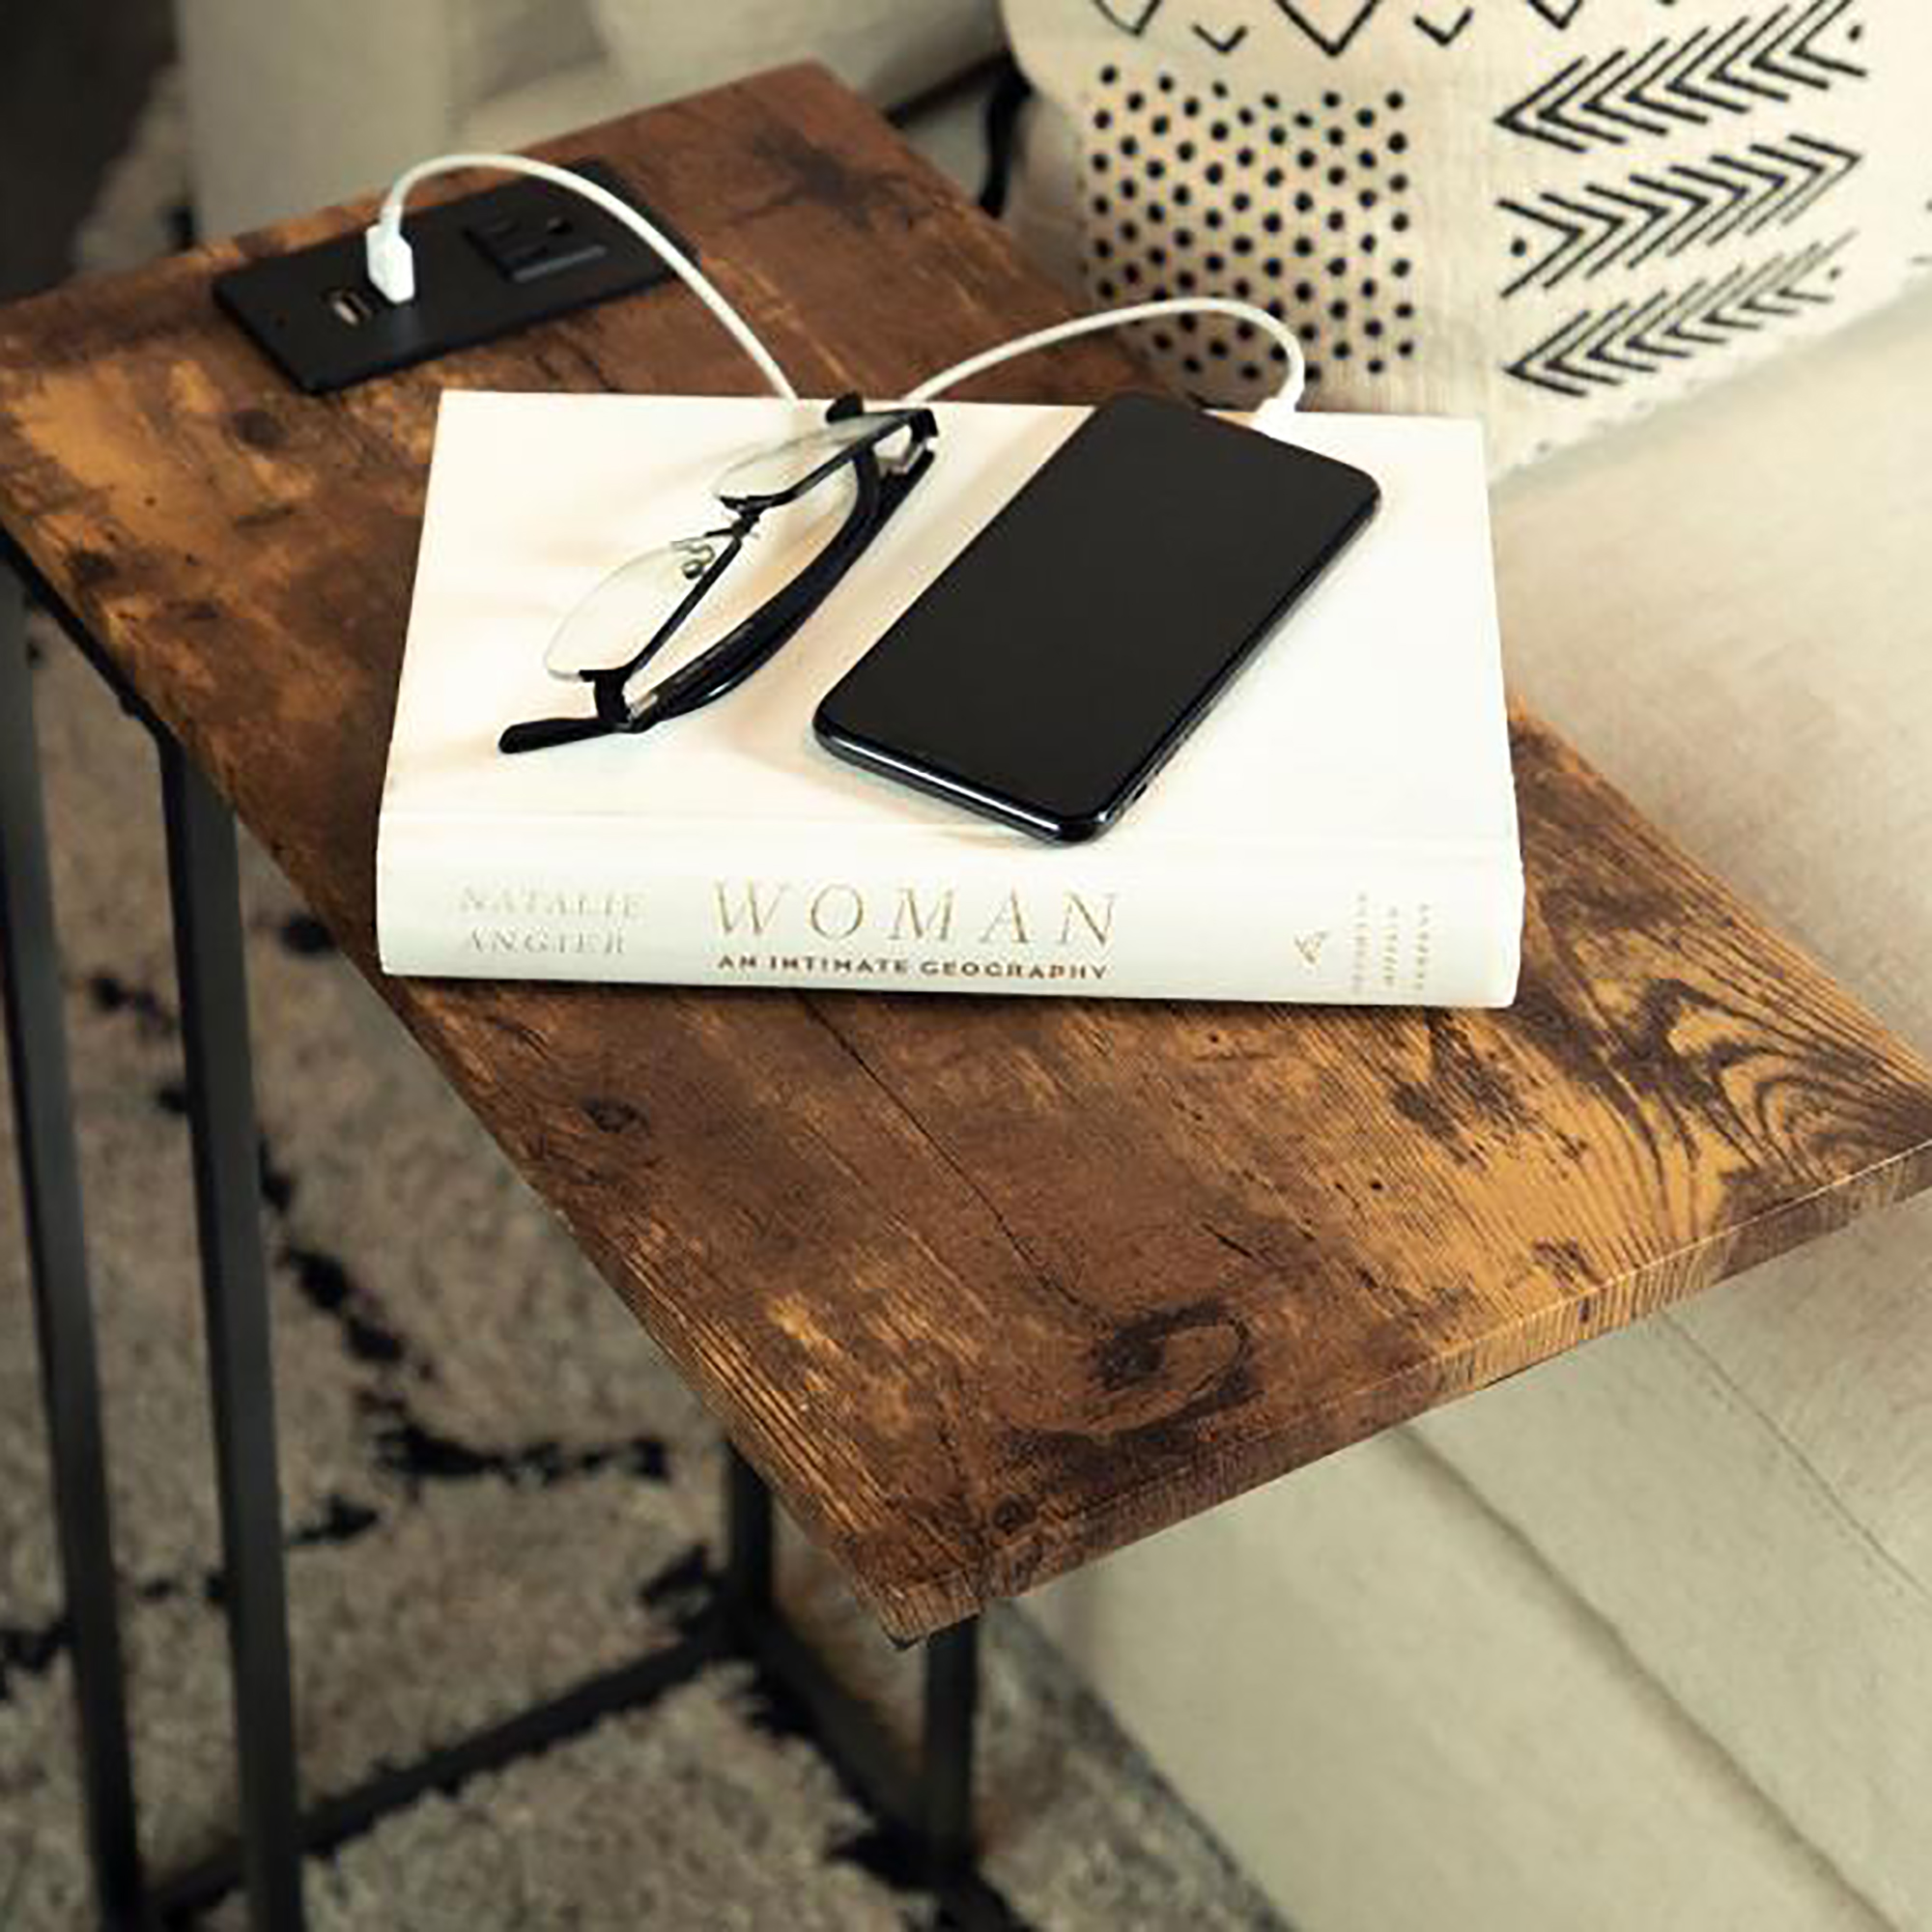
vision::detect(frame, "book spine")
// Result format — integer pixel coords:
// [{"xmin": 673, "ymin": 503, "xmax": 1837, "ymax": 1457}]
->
[{"xmin": 376, "ymin": 819, "xmax": 1522, "ymax": 1006}]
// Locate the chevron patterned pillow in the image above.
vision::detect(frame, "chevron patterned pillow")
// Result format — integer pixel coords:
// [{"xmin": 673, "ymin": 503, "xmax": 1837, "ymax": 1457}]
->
[{"xmin": 1003, "ymin": 0, "xmax": 1932, "ymax": 468}]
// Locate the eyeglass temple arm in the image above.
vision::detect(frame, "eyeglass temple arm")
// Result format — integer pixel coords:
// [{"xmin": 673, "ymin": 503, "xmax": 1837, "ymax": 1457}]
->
[
  {"xmin": 498, "ymin": 427, "xmax": 933, "ymax": 755},
  {"xmin": 604, "ymin": 527, "xmax": 748, "ymax": 692},
  {"xmin": 496, "ymin": 491, "xmax": 867, "ymax": 753},
  {"xmin": 499, "ymin": 526, "xmax": 749, "ymax": 754},
  {"xmin": 724, "ymin": 405, "xmax": 938, "ymax": 512},
  {"xmin": 498, "ymin": 713, "xmax": 619, "ymax": 754},
  {"xmin": 642, "ymin": 445, "xmax": 930, "ymax": 724}
]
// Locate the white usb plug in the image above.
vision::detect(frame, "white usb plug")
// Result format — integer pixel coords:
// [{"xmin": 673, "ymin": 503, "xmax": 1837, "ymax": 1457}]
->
[{"xmin": 363, "ymin": 215, "xmax": 416, "ymax": 304}]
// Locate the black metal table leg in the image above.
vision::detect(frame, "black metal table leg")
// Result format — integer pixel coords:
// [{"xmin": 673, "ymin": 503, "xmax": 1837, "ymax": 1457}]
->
[
  {"xmin": 923, "ymin": 1617, "xmax": 979, "ymax": 1885},
  {"xmin": 0, "ymin": 569, "xmax": 152, "ymax": 1929},
  {"xmin": 12, "ymin": 556, "xmax": 1006, "ymax": 1925},
  {"xmin": 724, "ymin": 1441, "xmax": 775, "ymax": 1615},
  {"xmin": 722, "ymin": 1447, "xmax": 1006, "ymax": 1923},
  {"xmin": 157, "ymin": 737, "xmax": 305, "ymax": 1932}
]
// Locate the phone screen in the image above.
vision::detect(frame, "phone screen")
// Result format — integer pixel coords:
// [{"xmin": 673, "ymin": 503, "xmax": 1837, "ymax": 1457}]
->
[{"xmin": 813, "ymin": 392, "xmax": 1379, "ymax": 841}]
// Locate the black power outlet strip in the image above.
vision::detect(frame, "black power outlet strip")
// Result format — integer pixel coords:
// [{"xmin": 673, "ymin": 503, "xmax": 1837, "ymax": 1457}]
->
[{"xmin": 213, "ymin": 158, "xmax": 692, "ymax": 394}]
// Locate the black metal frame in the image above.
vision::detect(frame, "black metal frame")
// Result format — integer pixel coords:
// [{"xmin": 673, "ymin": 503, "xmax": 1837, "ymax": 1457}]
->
[
  {"xmin": 157, "ymin": 739, "xmax": 305, "ymax": 1931},
  {"xmin": 499, "ymin": 397, "xmax": 937, "ymax": 753},
  {"xmin": 718, "ymin": 1447, "xmax": 1011, "ymax": 1925},
  {"xmin": 0, "ymin": 559, "xmax": 993, "ymax": 1929},
  {"xmin": 0, "ymin": 563, "xmax": 148, "ymax": 1932}
]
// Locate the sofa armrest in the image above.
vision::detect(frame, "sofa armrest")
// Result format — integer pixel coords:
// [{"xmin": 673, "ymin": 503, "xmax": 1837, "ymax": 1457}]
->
[
  {"xmin": 176, "ymin": 0, "xmax": 609, "ymax": 236},
  {"xmin": 585, "ymin": 0, "xmax": 1004, "ymax": 113},
  {"xmin": 177, "ymin": 0, "xmax": 1004, "ymax": 239},
  {"xmin": 177, "ymin": 0, "xmax": 458, "ymax": 235}
]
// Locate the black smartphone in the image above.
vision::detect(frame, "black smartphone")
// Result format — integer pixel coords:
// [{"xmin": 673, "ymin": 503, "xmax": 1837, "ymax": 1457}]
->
[{"xmin": 812, "ymin": 392, "xmax": 1379, "ymax": 842}]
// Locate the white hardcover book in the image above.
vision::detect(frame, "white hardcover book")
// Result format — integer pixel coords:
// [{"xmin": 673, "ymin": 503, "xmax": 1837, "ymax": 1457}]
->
[{"xmin": 378, "ymin": 392, "xmax": 1522, "ymax": 1005}]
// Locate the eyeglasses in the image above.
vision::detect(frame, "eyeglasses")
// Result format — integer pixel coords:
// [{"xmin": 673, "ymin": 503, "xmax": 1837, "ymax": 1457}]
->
[{"xmin": 499, "ymin": 396, "xmax": 938, "ymax": 753}]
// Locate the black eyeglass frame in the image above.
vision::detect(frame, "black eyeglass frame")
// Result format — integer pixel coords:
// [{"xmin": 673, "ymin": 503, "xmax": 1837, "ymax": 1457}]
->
[{"xmin": 499, "ymin": 395, "xmax": 938, "ymax": 754}]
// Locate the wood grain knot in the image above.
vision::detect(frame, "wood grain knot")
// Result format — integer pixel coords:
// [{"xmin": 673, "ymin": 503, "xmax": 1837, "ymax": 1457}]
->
[
  {"xmin": 230, "ymin": 407, "xmax": 288, "ymax": 451},
  {"xmin": 1088, "ymin": 1300, "xmax": 1253, "ymax": 1435},
  {"xmin": 68, "ymin": 546, "xmax": 117, "ymax": 589}
]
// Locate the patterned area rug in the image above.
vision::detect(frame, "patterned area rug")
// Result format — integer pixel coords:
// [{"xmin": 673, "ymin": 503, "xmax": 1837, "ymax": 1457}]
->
[{"xmin": 0, "ymin": 73, "xmax": 1282, "ymax": 1932}]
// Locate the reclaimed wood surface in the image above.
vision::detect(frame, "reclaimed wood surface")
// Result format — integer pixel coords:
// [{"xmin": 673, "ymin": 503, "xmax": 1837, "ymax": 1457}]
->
[{"xmin": 3, "ymin": 66, "xmax": 1930, "ymax": 1638}]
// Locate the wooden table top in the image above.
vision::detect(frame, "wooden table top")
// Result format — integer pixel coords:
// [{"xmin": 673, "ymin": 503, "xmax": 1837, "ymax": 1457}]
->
[{"xmin": 4, "ymin": 66, "xmax": 1930, "ymax": 1640}]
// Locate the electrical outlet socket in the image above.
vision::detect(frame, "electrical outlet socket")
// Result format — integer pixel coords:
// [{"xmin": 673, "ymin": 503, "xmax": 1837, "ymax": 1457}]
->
[
  {"xmin": 213, "ymin": 159, "xmax": 691, "ymax": 394},
  {"xmin": 467, "ymin": 207, "xmax": 611, "ymax": 284}
]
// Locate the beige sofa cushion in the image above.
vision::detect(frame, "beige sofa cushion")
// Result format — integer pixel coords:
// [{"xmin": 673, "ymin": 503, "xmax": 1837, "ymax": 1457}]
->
[
  {"xmin": 1032, "ymin": 1423, "xmax": 1888, "ymax": 1932},
  {"xmin": 1422, "ymin": 267, "xmax": 1932, "ymax": 1929},
  {"xmin": 1031, "ymin": 275, "xmax": 1932, "ymax": 1932}
]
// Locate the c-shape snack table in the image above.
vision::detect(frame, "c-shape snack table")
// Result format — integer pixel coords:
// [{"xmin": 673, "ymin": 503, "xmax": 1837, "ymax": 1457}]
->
[{"xmin": 4, "ymin": 64, "xmax": 1931, "ymax": 1932}]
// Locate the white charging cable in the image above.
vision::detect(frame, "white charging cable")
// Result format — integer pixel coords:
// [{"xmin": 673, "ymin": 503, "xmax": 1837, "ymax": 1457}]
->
[
  {"xmin": 364, "ymin": 152, "xmax": 799, "ymax": 400},
  {"xmin": 363, "ymin": 157, "xmax": 1305, "ymax": 421},
  {"xmin": 903, "ymin": 298, "xmax": 1306, "ymax": 415}
]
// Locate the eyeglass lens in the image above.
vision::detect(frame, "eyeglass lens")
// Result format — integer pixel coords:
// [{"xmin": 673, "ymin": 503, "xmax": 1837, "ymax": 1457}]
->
[
  {"xmin": 712, "ymin": 413, "xmax": 919, "ymax": 501},
  {"xmin": 543, "ymin": 413, "xmax": 920, "ymax": 691}
]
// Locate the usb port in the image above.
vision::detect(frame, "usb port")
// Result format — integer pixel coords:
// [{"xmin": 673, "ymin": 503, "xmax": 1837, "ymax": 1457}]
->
[{"xmin": 327, "ymin": 285, "xmax": 377, "ymax": 327}]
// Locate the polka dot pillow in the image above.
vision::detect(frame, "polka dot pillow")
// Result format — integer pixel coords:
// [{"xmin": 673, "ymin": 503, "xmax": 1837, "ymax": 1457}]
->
[{"xmin": 1002, "ymin": 0, "xmax": 1932, "ymax": 469}]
